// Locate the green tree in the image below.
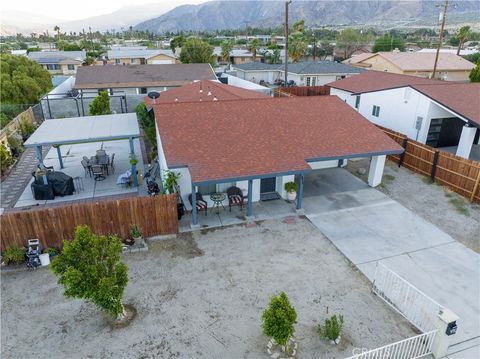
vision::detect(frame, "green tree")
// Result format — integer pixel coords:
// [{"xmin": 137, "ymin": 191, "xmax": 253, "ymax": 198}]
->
[
  {"xmin": 179, "ymin": 38, "xmax": 215, "ymax": 66},
  {"xmin": 288, "ymin": 32, "xmax": 307, "ymax": 62},
  {"xmin": 89, "ymin": 91, "xmax": 111, "ymax": 115},
  {"xmin": 336, "ymin": 28, "xmax": 371, "ymax": 59},
  {"xmin": 220, "ymin": 40, "xmax": 233, "ymax": 63},
  {"xmin": 247, "ymin": 38, "xmax": 261, "ymax": 61},
  {"xmin": 135, "ymin": 102, "xmax": 156, "ymax": 145},
  {"xmin": 262, "ymin": 292, "xmax": 297, "ymax": 346},
  {"xmin": 373, "ymin": 35, "xmax": 406, "ymax": 52},
  {"xmin": 292, "ymin": 19, "xmax": 305, "ymax": 34},
  {"xmin": 50, "ymin": 225, "xmax": 129, "ymax": 319},
  {"xmin": 0, "ymin": 54, "xmax": 52, "ymax": 104},
  {"xmin": 265, "ymin": 49, "xmax": 281, "ymax": 64},
  {"xmin": 170, "ymin": 35, "xmax": 185, "ymax": 53},
  {"xmin": 469, "ymin": 62, "xmax": 480, "ymax": 82},
  {"xmin": 317, "ymin": 40, "xmax": 334, "ymax": 60},
  {"xmin": 456, "ymin": 26, "xmax": 471, "ymax": 55}
]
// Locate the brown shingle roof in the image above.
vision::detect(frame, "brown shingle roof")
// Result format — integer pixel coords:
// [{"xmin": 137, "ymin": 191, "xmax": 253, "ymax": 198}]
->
[
  {"xmin": 376, "ymin": 52, "xmax": 475, "ymax": 72},
  {"xmin": 412, "ymin": 83, "xmax": 480, "ymax": 127},
  {"xmin": 74, "ymin": 64, "xmax": 216, "ymax": 89},
  {"xmin": 327, "ymin": 70, "xmax": 441, "ymax": 93},
  {"xmin": 145, "ymin": 80, "xmax": 267, "ymax": 107},
  {"xmin": 155, "ymin": 96, "xmax": 403, "ymax": 183}
]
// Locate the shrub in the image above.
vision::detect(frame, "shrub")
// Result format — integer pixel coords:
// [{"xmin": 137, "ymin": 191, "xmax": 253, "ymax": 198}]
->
[
  {"xmin": 0, "ymin": 143, "xmax": 14, "ymax": 176},
  {"xmin": 284, "ymin": 181, "xmax": 298, "ymax": 193},
  {"xmin": 317, "ymin": 314, "xmax": 344, "ymax": 341},
  {"xmin": 50, "ymin": 225, "xmax": 128, "ymax": 318},
  {"xmin": 44, "ymin": 247, "xmax": 59, "ymax": 256},
  {"xmin": 89, "ymin": 91, "xmax": 111, "ymax": 115},
  {"xmin": 7, "ymin": 133, "xmax": 23, "ymax": 156},
  {"xmin": 163, "ymin": 170, "xmax": 180, "ymax": 194},
  {"xmin": 3, "ymin": 245, "xmax": 26, "ymax": 265},
  {"xmin": 18, "ymin": 117, "xmax": 35, "ymax": 140},
  {"xmin": 262, "ymin": 291, "xmax": 297, "ymax": 346},
  {"xmin": 130, "ymin": 225, "xmax": 141, "ymax": 238}
]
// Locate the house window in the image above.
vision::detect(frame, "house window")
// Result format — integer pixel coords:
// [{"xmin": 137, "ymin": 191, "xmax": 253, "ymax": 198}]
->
[
  {"xmin": 46, "ymin": 64, "xmax": 60, "ymax": 70},
  {"xmin": 355, "ymin": 95, "xmax": 361, "ymax": 109},
  {"xmin": 372, "ymin": 105, "xmax": 380, "ymax": 117},
  {"xmin": 306, "ymin": 77, "xmax": 311, "ymax": 86},
  {"xmin": 138, "ymin": 87, "xmax": 147, "ymax": 94},
  {"xmin": 115, "ymin": 59, "xmax": 120, "ymax": 64},
  {"xmin": 131, "ymin": 58, "xmax": 137, "ymax": 64},
  {"xmin": 67, "ymin": 64, "xmax": 75, "ymax": 70}
]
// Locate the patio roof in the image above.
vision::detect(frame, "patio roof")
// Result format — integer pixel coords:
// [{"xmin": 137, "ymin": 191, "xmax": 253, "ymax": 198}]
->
[
  {"xmin": 155, "ymin": 96, "xmax": 404, "ymax": 184},
  {"xmin": 24, "ymin": 113, "xmax": 140, "ymax": 147}
]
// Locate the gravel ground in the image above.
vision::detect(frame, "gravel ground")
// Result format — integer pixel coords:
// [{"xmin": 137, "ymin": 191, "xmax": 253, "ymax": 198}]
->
[
  {"xmin": 1, "ymin": 217, "xmax": 416, "ymax": 359},
  {"xmin": 346, "ymin": 159, "xmax": 480, "ymax": 253}
]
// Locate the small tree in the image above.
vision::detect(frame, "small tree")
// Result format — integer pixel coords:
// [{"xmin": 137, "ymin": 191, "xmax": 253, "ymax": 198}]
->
[
  {"xmin": 247, "ymin": 38, "xmax": 261, "ymax": 61},
  {"xmin": 469, "ymin": 62, "xmax": 480, "ymax": 82},
  {"xmin": 456, "ymin": 26, "xmax": 471, "ymax": 56},
  {"xmin": 179, "ymin": 38, "xmax": 215, "ymax": 66},
  {"xmin": 50, "ymin": 225, "xmax": 129, "ymax": 319},
  {"xmin": 89, "ymin": 90, "xmax": 111, "ymax": 115},
  {"xmin": 220, "ymin": 40, "xmax": 233, "ymax": 63},
  {"xmin": 262, "ymin": 291, "xmax": 297, "ymax": 346}
]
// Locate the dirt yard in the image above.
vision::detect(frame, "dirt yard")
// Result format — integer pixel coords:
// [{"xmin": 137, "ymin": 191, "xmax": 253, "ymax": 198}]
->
[
  {"xmin": 346, "ymin": 159, "xmax": 480, "ymax": 253},
  {"xmin": 1, "ymin": 218, "xmax": 416, "ymax": 359}
]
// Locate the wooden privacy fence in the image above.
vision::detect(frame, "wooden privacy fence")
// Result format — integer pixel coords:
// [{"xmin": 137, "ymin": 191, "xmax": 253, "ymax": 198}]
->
[
  {"xmin": 274, "ymin": 86, "xmax": 330, "ymax": 97},
  {"xmin": 377, "ymin": 125, "xmax": 480, "ymax": 203},
  {"xmin": 0, "ymin": 194, "xmax": 179, "ymax": 251}
]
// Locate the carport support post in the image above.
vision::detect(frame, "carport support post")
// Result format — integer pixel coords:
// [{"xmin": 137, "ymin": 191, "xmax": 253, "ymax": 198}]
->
[
  {"xmin": 35, "ymin": 145, "xmax": 48, "ymax": 185},
  {"xmin": 368, "ymin": 155, "xmax": 386, "ymax": 187},
  {"xmin": 129, "ymin": 137, "xmax": 138, "ymax": 187},
  {"xmin": 246, "ymin": 179, "xmax": 253, "ymax": 217},
  {"xmin": 296, "ymin": 174, "xmax": 304, "ymax": 210},
  {"xmin": 191, "ymin": 183, "xmax": 198, "ymax": 226},
  {"xmin": 55, "ymin": 145, "xmax": 64, "ymax": 169},
  {"xmin": 455, "ymin": 124, "xmax": 477, "ymax": 159}
]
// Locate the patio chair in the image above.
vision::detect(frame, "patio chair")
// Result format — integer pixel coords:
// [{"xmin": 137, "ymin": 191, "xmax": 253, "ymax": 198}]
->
[
  {"xmin": 81, "ymin": 160, "xmax": 91, "ymax": 177},
  {"xmin": 188, "ymin": 192, "xmax": 208, "ymax": 216},
  {"xmin": 109, "ymin": 153, "xmax": 115, "ymax": 174},
  {"xmin": 91, "ymin": 165, "xmax": 105, "ymax": 181},
  {"xmin": 227, "ymin": 186, "xmax": 246, "ymax": 211},
  {"xmin": 96, "ymin": 149, "xmax": 106, "ymax": 157}
]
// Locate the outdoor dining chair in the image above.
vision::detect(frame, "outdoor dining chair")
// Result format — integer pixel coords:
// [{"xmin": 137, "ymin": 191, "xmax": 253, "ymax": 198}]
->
[
  {"xmin": 188, "ymin": 192, "xmax": 208, "ymax": 216},
  {"xmin": 91, "ymin": 165, "xmax": 105, "ymax": 181},
  {"xmin": 81, "ymin": 160, "xmax": 91, "ymax": 178},
  {"xmin": 96, "ymin": 149, "xmax": 106, "ymax": 157},
  {"xmin": 227, "ymin": 186, "xmax": 246, "ymax": 211}
]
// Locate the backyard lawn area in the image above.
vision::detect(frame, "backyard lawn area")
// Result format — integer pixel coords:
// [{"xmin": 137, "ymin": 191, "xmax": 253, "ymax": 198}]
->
[{"xmin": 1, "ymin": 217, "xmax": 416, "ymax": 359}]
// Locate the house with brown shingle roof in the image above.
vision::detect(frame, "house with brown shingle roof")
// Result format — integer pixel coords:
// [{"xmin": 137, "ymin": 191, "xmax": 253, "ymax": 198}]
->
[
  {"xmin": 327, "ymin": 71, "xmax": 480, "ymax": 161},
  {"xmin": 149, "ymin": 87, "xmax": 403, "ymax": 227},
  {"xmin": 342, "ymin": 51, "xmax": 475, "ymax": 82}
]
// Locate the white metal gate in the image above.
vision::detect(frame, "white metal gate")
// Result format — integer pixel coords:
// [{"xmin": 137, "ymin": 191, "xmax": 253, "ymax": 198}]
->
[
  {"xmin": 345, "ymin": 330, "xmax": 437, "ymax": 359},
  {"xmin": 372, "ymin": 263, "xmax": 444, "ymax": 333}
]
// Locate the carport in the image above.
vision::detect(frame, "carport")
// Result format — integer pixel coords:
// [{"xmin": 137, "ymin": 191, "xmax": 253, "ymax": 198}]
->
[{"xmin": 24, "ymin": 113, "xmax": 141, "ymax": 186}]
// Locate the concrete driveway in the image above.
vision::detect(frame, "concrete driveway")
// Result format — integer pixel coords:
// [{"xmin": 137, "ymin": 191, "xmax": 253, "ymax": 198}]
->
[{"xmin": 303, "ymin": 168, "xmax": 480, "ymax": 350}]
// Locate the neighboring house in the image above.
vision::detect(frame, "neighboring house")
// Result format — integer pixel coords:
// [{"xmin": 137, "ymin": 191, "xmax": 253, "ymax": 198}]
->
[
  {"xmin": 327, "ymin": 71, "xmax": 480, "ymax": 160},
  {"xmin": 107, "ymin": 49, "xmax": 178, "ymax": 65},
  {"xmin": 74, "ymin": 64, "xmax": 217, "ymax": 95},
  {"xmin": 28, "ymin": 51, "xmax": 86, "ymax": 75},
  {"xmin": 11, "ymin": 49, "xmax": 27, "ymax": 56},
  {"xmin": 151, "ymin": 93, "xmax": 402, "ymax": 227},
  {"xmin": 342, "ymin": 51, "xmax": 475, "ymax": 81},
  {"xmin": 213, "ymin": 48, "xmax": 263, "ymax": 65},
  {"xmin": 232, "ymin": 61, "xmax": 365, "ymax": 86},
  {"xmin": 417, "ymin": 48, "xmax": 479, "ymax": 56}
]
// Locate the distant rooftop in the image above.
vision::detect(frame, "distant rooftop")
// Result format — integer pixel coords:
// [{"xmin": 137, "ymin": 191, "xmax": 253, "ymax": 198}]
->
[
  {"xmin": 74, "ymin": 64, "xmax": 217, "ymax": 89},
  {"xmin": 107, "ymin": 49, "xmax": 177, "ymax": 59},
  {"xmin": 28, "ymin": 51, "xmax": 86, "ymax": 64},
  {"xmin": 233, "ymin": 61, "xmax": 365, "ymax": 74}
]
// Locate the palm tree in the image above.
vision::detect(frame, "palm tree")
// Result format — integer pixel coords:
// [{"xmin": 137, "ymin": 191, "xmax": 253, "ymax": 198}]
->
[
  {"xmin": 248, "ymin": 38, "xmax": 261, "ymax": 61},
  {"xmin": 288, "ymin": 32, "xmax": 307, "ymax": 62},
  {"xmin": 456, "ymin": 26, "xmax": 471, "ymax": 56},
  {"xmin": 220, "ymin": 40, "xmax": 233, "ymax": 63},
  {"xmin": 54, "ymin": 26, "xmax": 61, "ymax": 40}
]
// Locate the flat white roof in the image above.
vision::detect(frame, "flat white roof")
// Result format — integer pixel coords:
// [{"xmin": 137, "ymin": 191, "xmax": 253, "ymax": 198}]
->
[{"xmin": 24, "ymin": 113, "xmax": 140, "ymax": 147}]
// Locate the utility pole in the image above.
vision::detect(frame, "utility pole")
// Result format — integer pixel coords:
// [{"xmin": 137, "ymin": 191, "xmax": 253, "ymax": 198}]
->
[
  {"xmin": 284, "ymin": 0, "xmax": 292, "ymax": 86},
  {"xmin": 432, "ymin": 0, "xmax": 449, "ymax": 79}
]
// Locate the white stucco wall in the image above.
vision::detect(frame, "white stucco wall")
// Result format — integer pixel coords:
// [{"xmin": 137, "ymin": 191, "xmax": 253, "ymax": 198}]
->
[
  {"xmin": 46, "ymin": 76, "xmax": 76, "ymax": 99},
  {"xmin": 330, "ymin": 88, "xmax": 357, "ymax": 108},
  {"xmin": 308, "ymin": 160, "xmax": 340, "ymax": 170}
]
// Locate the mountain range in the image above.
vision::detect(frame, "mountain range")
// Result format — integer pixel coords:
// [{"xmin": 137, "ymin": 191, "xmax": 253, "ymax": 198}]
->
[{"xmin": 135, "ymin": 0, "xmax": 480, "ymax": 33}]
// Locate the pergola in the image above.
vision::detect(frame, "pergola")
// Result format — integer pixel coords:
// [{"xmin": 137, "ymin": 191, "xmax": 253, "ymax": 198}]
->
[{"xmin": 24, "ymin": 113, "xmax": 141, "ymax": 186}]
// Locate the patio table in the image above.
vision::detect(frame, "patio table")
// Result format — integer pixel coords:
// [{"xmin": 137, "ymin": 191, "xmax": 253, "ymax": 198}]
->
[
  {"xmin": 210, "ymin": 192, "xmax": 226, "ymax": 214},
  {"xmin": 90, "ymin": 155, "xmax": 110, "ymax": 175}
]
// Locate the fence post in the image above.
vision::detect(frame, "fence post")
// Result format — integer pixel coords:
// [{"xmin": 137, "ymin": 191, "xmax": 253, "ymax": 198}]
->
[
  {"xmin": 470, "ymin": 170, "xmax": 480, "ymax": 202},
  {"xmin": 431, "ymin": 309, "xmax": 458, "ymax": 358},
  {"xmin": 431, "ymin": 150, "xmax": 440, "ymax": 180},
  {"xmin": 398, "ymin": 138, "xmax": 408, "ymax": 167}
]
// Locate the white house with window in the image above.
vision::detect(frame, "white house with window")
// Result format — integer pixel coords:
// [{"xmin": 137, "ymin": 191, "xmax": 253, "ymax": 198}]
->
[
  {"xmin": 328, "ymin": 71, "xmax": 480, "ymax": 161},
  {"xmin": 28, "ymin": 51, "xmax": 86, "ymax": 75},
  {"xmin": 232, "ymin": 61, "xmax": 365, "ymax": 86}
]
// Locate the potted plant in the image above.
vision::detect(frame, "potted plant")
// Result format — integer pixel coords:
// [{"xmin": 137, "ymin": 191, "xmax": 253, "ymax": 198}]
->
[
  {"xmin": 129, "ymin": 156, "xmax": 138, "ymax": 166},
  {"xmin": 317, "ymin": 314, "xmax": 344, "ymax": 345},
  {"xmin": 284, "ymin": 182, "xmax": 298, "ymax": 202},
  {"xmin": 125, "ymin": 225, "xmax": 143, "ymax": 246},
  {"xmin": 262, "ymin": 291, "xmax": 298, "ymax": 357}
]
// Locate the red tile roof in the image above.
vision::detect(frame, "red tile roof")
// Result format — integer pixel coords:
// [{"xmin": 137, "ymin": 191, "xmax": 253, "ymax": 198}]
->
[
  {"xmin": 145, "ymin": 80, "xmax": 267, "ymax": 107},
  {"xmin": 327, "ymin": 70, "xmax": 440, "ymax": 93},
  {"xmin": 155, "ymin": 96, "xmax": 403, "ymax": 183},
  {"xmin": 413, "ymin": 83, "xmax": 480, "ymax": 127},
  {"xmin": 327, "ymin": 71, "xmax": 480, "ymax": 126}
]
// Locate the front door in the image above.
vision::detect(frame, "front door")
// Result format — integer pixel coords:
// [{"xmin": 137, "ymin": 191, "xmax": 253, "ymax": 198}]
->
[{"xmin": 260, "ymin": 177, "xmax": 276, "ymax": 193}]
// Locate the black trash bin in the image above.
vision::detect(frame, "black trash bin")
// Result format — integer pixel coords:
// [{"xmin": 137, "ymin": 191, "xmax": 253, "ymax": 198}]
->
[{"xmin": 177, "ymin": 203, "xmax": 185, "ymax": 220}]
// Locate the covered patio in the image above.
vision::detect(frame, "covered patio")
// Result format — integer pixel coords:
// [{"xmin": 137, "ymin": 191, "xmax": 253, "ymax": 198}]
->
[{"xmin": 16, "ymin": 114, "xmax": 142, "ymax": 208}]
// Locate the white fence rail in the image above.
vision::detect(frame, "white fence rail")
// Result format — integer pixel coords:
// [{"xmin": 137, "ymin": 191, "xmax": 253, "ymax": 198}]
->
[
  {"xmin": 345, "ymin": 330, "xmax": 437, "ymax": 359},
  {"xmin": 372, "ymin": 263, "xmax": 444, "ymax": 333}
]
